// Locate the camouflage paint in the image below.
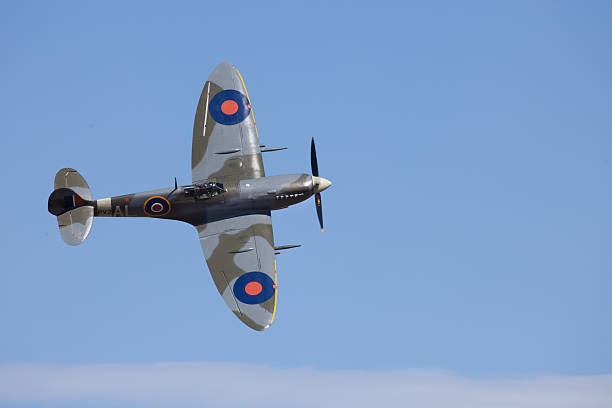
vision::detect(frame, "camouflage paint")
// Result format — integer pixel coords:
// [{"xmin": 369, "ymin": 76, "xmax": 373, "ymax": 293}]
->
[{"xmin": 48, "ymin": 63, "xmax": 331, "ymax": 331}]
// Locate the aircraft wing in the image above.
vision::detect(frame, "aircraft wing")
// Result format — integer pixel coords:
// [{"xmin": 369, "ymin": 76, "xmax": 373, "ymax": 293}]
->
[
  {"xmin": 196, "ymin": 212, "xmax": 277, "ymax": 331},
  {"xmin": 192, "ymin": 62, "xmax": 264, "ymax": 185}
]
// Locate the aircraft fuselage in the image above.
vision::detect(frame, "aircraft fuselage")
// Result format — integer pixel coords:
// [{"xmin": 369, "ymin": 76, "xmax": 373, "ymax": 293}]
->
[{"xmin": 92, "ymin": 173, "xmax": 329, "ymax": 226}]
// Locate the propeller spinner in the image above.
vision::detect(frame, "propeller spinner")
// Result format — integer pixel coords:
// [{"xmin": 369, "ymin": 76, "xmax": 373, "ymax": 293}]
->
[{"xmin": 310, "ymin": 138, "xmax": 332, "ymax": 231}]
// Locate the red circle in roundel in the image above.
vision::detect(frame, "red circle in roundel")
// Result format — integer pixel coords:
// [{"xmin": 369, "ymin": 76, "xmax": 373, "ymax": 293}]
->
[
  {"xmin": 151, "ymin": 203, "xmax": 163, "ymax": 212},
  {"xmin": 244, "ymin": 281, "xmax": 263, "ymax": 296},
  {"xmin": 221, "ymin": 100, "xmax": 239, "ymax": 115}
]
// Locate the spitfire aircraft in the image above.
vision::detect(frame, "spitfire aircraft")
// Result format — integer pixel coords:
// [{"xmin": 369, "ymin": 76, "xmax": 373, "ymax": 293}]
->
[{"xmin": 47, "ymin": 62, "xmax": 332, "ymax": 331}]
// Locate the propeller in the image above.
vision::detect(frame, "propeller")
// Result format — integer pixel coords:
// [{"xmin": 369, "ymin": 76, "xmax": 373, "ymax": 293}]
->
[
  {"xmin": 311, "ymin": 138, "xmax": 331, "ymax": 232},
  {"xmin": 311, "ymin": 137, "xmax": 319, "ymax": 178}
]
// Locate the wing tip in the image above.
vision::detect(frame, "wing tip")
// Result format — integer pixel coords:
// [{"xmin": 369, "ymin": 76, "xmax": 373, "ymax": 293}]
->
[{"xmin": 234, "ymin": 311, "xmax": 274, "ymax": 331}]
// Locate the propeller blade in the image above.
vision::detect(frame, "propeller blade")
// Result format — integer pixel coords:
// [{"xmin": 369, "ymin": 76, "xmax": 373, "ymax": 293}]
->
[
  {"xmin": 315, "ymin": 192, "xmax": 323, "ymax": 232},
  {"xmin": 310, "ymin": 137, "xmax": 319, "ymax": 177}
]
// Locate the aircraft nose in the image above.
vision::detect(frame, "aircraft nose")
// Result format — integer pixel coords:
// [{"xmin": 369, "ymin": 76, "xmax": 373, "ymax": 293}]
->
[{"xmin": 313, "ymin": 176, "xmax": 332, "ymax": 193}]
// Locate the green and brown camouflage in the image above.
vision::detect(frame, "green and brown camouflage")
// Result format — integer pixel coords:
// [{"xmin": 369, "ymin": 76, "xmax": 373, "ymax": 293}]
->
[{"xmin": 47, "ymin": 62, "xmax": 331, "ymax": 331}]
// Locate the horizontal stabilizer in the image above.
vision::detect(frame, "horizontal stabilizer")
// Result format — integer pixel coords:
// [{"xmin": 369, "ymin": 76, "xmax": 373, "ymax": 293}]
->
[
  {"xmin": 49, "ymin": 168, "xmax": 94, "ymax": 246},
  {"xmin": 57, "ymin": 207, "xmax": 94, "ymax": 246}
]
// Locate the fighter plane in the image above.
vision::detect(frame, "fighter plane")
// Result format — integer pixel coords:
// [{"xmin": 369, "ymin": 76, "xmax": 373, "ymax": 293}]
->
[{"xmin": 47, "ymin": 62, "xmax": 332, "ymax": 331}]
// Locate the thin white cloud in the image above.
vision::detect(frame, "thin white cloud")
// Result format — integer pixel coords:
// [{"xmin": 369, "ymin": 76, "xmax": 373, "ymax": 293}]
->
[{"xmin": 0, "ymin": 362, "xmax": 610, "ymax": 408}]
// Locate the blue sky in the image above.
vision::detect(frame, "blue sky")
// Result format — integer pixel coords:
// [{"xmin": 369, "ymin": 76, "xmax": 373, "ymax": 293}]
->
[{"xmin": 1, "ymin": 1, "xmax": 611, "ymax": 406}]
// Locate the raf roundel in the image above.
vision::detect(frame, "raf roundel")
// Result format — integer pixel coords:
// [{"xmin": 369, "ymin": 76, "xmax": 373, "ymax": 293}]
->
[
  {"xmin": 143, "ymin": 196, "xmax": 171, "ymax": 216},
  {"xmin": 233, "ymin": 271, "xmax": 276, "ymax": 305},
  {"xmin": 208, "ymin": 89, "xmax": 251, "ymax": 125}
]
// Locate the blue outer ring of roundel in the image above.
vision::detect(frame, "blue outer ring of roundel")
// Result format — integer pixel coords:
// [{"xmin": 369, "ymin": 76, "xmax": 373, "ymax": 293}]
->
[
  {"xmin": 233, "ymin": 271, "xmax": 276, "ymax": 305},
  {"xmin": 143, "ymin": 196, "xmax": 171, "ymax": 216},
  {"xmin": 208, "ymin": 89, "xmax": 251, "ymax": 125}
]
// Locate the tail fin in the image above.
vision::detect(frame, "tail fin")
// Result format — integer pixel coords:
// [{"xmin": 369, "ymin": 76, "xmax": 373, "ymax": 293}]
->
[{"xmin": 48, "ymin": 168, "xmax": 94, "ymax": 246}]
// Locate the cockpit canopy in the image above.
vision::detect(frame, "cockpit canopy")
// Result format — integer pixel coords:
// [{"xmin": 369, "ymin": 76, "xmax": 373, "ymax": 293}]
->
[{"xmin": 184, "ymin": 182, "xmax": 225, "ymax": 199}]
